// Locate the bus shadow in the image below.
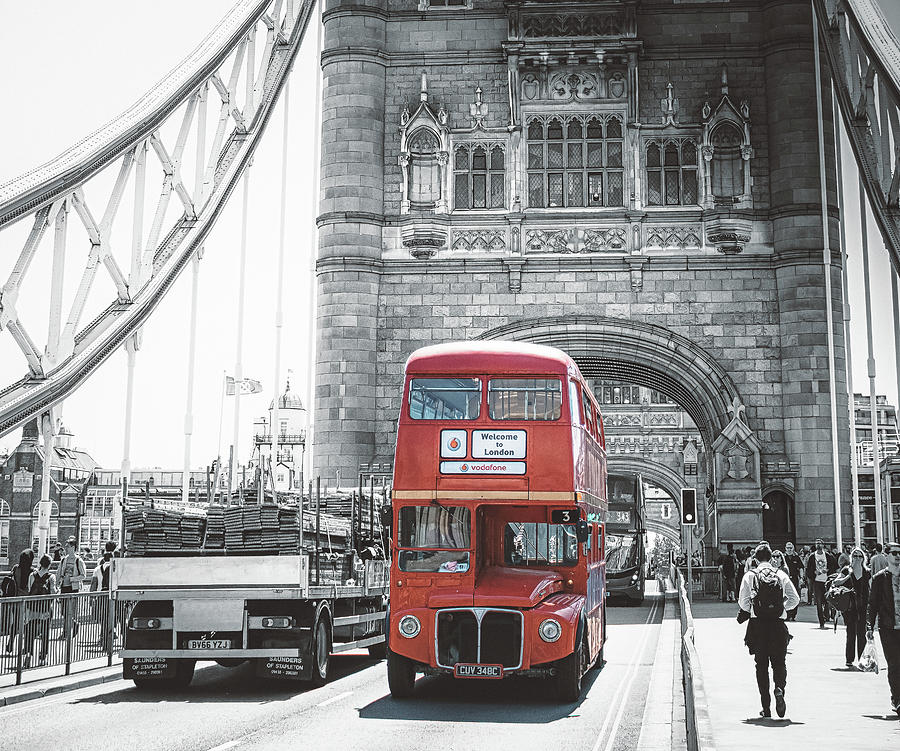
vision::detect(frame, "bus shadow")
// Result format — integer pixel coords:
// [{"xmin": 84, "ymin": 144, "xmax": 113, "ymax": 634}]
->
[
  {"xmin": 74, "ymin": 655, "xmax": 379, "ymax": 705},
  {"xmin": 358, "ymin": 669, "xmax": 602, "ymax": 723}
]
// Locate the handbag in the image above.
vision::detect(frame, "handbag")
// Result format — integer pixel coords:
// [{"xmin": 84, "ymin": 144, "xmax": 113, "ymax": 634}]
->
[{"xmin": 857, "ymin": 636, "xmax": 880, "ymax": 674}]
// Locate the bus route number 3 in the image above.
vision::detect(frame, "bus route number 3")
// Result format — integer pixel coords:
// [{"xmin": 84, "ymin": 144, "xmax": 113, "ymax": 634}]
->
[{"xmin": 551, "ymin": 509, "xmax": 579, "ymax": 524}]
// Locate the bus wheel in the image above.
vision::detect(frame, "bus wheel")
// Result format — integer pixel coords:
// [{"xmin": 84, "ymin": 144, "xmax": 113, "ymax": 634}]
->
[
  {"xmin": 311, "ymin": 614, "xmax": 332, "ymax": 687},
  {"xmin": 387, "ymin": 648, "xmax": 416, "ymax": 698},
  {"xmin": 555, "ymin": 638, "xmax": 586, "ymax": 702}
]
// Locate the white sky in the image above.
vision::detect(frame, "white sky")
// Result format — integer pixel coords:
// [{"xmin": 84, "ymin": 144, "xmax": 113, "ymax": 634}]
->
[{"xmin": 0, "ymin": 1, "xmax": 898, "ymax": 470}]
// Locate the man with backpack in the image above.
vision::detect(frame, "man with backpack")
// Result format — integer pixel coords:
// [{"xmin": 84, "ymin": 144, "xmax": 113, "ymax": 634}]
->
[
  {"xmin": 738, "ymin": 542, "xmax": 800, "ymax": 719},
  {"xmin": 91, "ymin": 541, "xmax": 117, "ymax": 650},
  {"xmin": 57, "ymin": 536, "xmax": 86, "ymax": 640}
]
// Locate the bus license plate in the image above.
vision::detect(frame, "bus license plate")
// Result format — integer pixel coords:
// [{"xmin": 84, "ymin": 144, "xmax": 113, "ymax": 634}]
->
[
  {"xmin": 454, "ymin": 663, "xmax": 503, "ymax": 679},
  {"xmin": 188, "ymin": 639, "xmax": 231, "ymax": 650}
]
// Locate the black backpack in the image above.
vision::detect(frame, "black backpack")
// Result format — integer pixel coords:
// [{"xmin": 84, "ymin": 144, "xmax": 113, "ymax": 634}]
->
[
  {"xmin": 752, "ymin": 566, "xmax": 784, "ymax": 620},
  {"xmin": 100, "ymin": 560, "xmax": 112, "ymax": 591},
  {"xmin": 0, "ymin": 574, "xmax": 15, "ymax": 598},
  {"xmin": 29, "ymin": 572, "xmax": 50, "ymax": 596}
]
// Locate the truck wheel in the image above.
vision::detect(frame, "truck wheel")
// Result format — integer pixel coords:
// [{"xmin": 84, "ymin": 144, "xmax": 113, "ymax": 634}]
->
[
  {"xmin": 367, "ymin": 641, "xmax": 387, "ymax": 660},
  {"xmin": 310, "ymin": 615, "xmax": 331, "ymax": 687},
  {"xmin": 387, "ymin": 648, "xmax": 416, "ymax": 698},
  {"xmin": 555, "ymin": 637, "xmax": 586, "ymax": 703}
]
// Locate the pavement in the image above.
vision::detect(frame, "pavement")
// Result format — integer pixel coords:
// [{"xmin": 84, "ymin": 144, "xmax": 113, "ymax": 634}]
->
[
  {"xmin": 0, "ymin": 658, "xmax": 125, "ymax": 706},
  {"xmin": 691, "ymin": 596, "xmax": 900, "ymax": 749}
]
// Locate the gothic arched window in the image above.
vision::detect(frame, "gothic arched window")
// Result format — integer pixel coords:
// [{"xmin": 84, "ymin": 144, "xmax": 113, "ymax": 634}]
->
[
  {"xmin": 0, "ymin": 499, "xmax": 9, "ymax": 561},
  {"xmin": 710, "ymin": 122, "xmax": 744, "ymax": 200},
  {"xmin": 408, "ymin": 129, "xmax": 441, "ymax": 209},
  {"xmin": 526, "ymin": 114, "xmax": 624, "ymax": 209},
  {"xmin": 645, "ymin": 139, "xmax": 699, "ymax": 206},
  {"xmin": 453, "ymin": 144, "xmax": 505, "ymax": 210}
]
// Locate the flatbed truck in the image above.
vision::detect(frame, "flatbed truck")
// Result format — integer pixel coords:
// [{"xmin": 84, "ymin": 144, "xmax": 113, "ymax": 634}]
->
[{"xmin": 112, "ymin": 554, "xmax": 388, "ymax": 687}]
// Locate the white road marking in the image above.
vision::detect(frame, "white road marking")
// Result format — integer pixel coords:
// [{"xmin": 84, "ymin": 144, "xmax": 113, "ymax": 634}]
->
[
  {"xmin": 317, "ymin": 690, "xmax": 352, "ymax": 707},
  {"xmin": 590, "ymin": 598, "xmax": 660, "ymax": 751},
  {"xmin": 206, "ymin": 741, "xmax": 243, "ymax": 751}
]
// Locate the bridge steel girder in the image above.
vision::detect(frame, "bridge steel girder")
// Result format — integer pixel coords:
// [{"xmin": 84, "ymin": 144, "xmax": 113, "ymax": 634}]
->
[
  {"xmin": 0, "ymin": 0, "xmax": 318, "ymax": 439},
  {"xmin": 816, "ymin": 0, "xmax": 900, "ymax": 275}
]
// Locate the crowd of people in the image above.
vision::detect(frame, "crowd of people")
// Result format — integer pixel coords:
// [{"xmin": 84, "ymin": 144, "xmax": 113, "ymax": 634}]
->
[
  {"xmin": 0, "ymin": 536, "xmax": 118, "ymax": 668},
  {"xmin": 721, "ymin": 538, "xmax": 900, "ymax": 721}
]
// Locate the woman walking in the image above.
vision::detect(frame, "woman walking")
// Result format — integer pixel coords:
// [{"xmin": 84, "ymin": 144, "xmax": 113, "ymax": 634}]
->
[
  {"xmin": 834, "ymin": 546, "xmax": 871, "ymax": 668},
  {"xmin": 3, "ymin": 549, "xmax": 34, "ymax": 655}
]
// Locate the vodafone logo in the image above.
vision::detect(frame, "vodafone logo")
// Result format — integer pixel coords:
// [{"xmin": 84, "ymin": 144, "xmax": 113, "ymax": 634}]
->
[
  {"xmin": 440, "ymin": 429, "xmax": 467, "ymax": 458},
  {"xmin": 460, "ymin": 463, "xmax": 469, "ymax": 472}
]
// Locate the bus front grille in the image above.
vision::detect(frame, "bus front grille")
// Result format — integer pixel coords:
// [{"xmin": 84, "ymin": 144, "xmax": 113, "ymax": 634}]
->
[{"xmin": 435, "ymin": 609, "xmax": 523, "ymax": 670}]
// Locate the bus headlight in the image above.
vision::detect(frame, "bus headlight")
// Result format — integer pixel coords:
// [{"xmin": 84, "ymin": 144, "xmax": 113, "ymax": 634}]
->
[
  {"xmin": 539, "ymin": 618, "xmax": 562, "ymax": 643},
  {"xmin": 398, "ymin": 615, "xmax": 421, "ymax": 638}
]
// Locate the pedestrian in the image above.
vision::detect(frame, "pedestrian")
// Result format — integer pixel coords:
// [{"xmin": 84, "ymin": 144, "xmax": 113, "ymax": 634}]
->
[
  {"xmin": 2, "ymin": 549, "xmax": 34, "ymax": 654},
  {"xmin": 869, "ymin": 542, "xmax": 889, "ymax": 575},
  {"xmin": 738, "ymin": 542, "xmax": 800, "ymax": 718},
  {"xmin": 783, "ymin": 543, "xmax": 804, "ymax": 620},
  {"xmin": 800, "ymin": 545, "xmax": 813, "ymax": 604},
  {"xmin": 91, "ymin": 541, "xmax": 117, "ymax": 650},
  {"xmin": 57, "ymin": 536, "xmax": 86, "ymax": 640},
  {"xmin": 838, "ymin": 543, "xmax": 853, "ymax": 568},
  {"xmin": 51, "ymin": 543, "xmax": 63, "ymax": 562},
  {"xmin": 25, "ymin": 554, "xmax": 56, "ymax": 667},
  {"xmin": 832, "ymin": 547, "xmax": 871, "ymax": 668},
  {"xmin": 866, "ymin": 541, "xmax": 900, "ymax": 717},
  {"xmin": 718, "ymin": 546, "xmax": 736, "ymax": 602},
  {"xmin": 805, "ymin": 538, "xmax": 838, "ymax": 628}
]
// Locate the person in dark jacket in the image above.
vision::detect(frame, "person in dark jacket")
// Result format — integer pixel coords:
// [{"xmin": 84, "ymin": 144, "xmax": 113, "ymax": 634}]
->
[
  {"xmin": 833, "ymin": 546, "xmax": 871, "ymax": 667},
  {"xmin": 866, "ymin": 541, "xmax": 900, "ymax": 717},
  {"xmin": 3, "ymin": 549, "xmax": 34, "ymax": 654},
  {"xmin": 805, "ymin": 538, "xmax": 838, "ymax": 628},
  {"xmin": 783, "ymin": 543, "xmax": 804, "ymax": 620}
]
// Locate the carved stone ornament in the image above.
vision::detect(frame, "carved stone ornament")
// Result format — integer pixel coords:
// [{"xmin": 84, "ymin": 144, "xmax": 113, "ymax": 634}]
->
[
  {"xmin": 711, "ymin": 394, "xmax": 762, "ymax": 485},
  {"xmin": 450, "ymin": 229, "xmax": 507, "ymax": 252},
  {"xmin": 644, "ymin": 226, "xmax": 702, "ymax": 251},
  {"xmin": 706, "ymin": 216, "xmax": 752, "ymax": 255},
  {"xmin": 525, "ymin": 227, "xmax": 627, "ymax": 254},
  {"xmin": 520, "ymin": 11, "xmax": 630, "ymax": 39}
]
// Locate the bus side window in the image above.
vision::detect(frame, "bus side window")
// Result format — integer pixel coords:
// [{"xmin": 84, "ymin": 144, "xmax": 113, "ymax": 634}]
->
[
  {"xmin": 581, "ymin": 387, "xmax": 593, "ymax": 433},
  {"xmin": 568, "ymin": 380, "xmax": 582, "ymax": 425}
]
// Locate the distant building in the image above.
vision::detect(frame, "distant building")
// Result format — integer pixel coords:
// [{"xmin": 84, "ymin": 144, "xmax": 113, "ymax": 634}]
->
[
  {"xmin": 0, "ymin": 420, "xmax": 96, "ymax": 567},
  {"xmin": 252, "ymin": 380, "xmax": 307, "ymax": 493},
  {"xmin": 853, "ymin": 393, "xmax": 900, "ymax": 545}
]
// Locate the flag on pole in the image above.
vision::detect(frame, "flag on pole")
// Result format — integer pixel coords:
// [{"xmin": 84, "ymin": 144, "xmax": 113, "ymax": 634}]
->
[{"xmin": 225, "ymin": 376, "xmax": 263, "ymax": 395}]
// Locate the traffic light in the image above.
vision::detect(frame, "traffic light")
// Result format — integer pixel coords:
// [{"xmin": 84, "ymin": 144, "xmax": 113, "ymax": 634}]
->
[{"xmin": 681, "ymin": 488, "xmax": 697, "ymax": 526}]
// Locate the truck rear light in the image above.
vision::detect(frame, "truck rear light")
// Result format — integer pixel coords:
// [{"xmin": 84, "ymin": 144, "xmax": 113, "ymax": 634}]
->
[
  {"xmin": 132, "ymin": 618, "xmax": 161, "ymax": 630},
  {"xmin": 261, "ymin": 616, "xmax": 293, "ymax": 629}
]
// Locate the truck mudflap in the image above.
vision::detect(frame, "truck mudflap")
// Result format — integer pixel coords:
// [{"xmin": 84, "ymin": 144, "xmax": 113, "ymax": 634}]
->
[{"xmin": 124, "ymin": 657, "xmax": 176, "ymax": 680}]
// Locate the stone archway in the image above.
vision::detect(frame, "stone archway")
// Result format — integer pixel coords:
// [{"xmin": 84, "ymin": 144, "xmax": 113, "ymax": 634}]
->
[{"xmin": 478, "ymin": 315, "xmax": 765, "ymax": 543}]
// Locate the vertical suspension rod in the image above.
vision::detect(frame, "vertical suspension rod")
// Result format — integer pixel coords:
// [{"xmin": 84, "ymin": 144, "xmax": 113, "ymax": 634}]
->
[
  {"xmin": 182, "ymin": 251, "xmax": 202, "ymax": 505},
  {"xmin": 305, "ymin": 2, "xmax": 325, "ymax": 478},
  {"xmin": 858, "ymin": 182, "xmax": 885, "ymax": 545},
  {"xmin": 230, "ymin": 165, "xmax": 253, "ymax": 502},
  {"xmin": 813, "ymin": 2, "xmax": 843, "ymax": 547},
  {"xmin": 272, "ymin": 81, "xmax": 292, "ymax": 494},
  {"xmin": 834, "ymin": 92, "xmax": 861, "ymax": 547}
]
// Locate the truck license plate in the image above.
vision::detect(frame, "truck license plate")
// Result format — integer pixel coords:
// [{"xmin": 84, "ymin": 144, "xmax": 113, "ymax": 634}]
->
[
  {"xmin": 188, "ymin": 639, "xmax": 231, "ymax": 650},
  {"xmin": 454, "ymin": 663, "xmax": 503, "ymax": 679}
]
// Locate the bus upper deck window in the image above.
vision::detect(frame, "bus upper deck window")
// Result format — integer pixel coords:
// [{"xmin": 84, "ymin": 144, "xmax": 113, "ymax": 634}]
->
[
  {"xmin": 409, "ymin": 378, "xmax": 481, "ymax": 420},
  {"xmin": 488, "ymin": 378, "xmax": 562, "ymax": 420}
]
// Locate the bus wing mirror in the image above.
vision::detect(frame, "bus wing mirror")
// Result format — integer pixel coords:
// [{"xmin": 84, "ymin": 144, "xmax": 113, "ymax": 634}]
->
[
  {"xmin": 379, "ymin": 504, "xmax": 393, "ymax": 530},
  {"xmin": 576, "ymin": 519, "xmax": 589, "ymax": 544}
]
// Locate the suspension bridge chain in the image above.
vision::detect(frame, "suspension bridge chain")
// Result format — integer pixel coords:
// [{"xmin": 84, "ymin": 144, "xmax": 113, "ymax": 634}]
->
[
  {"xmin": 817, "ymin": 0, "xmax": 900, "ymax": 273},
  {"xmin": 0, "ymin": 0, "xmax": 315, "ymax": 438}
]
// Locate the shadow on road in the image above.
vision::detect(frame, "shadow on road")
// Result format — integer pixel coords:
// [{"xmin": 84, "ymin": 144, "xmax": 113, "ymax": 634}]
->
[
  {"xmin": 742, "ymin": 717, "xmax": 805, "ymax": 727},
  {"xmin": 73, "ymin": 654, "xmax": 379, "ymax": 705},
  {"xmin": 357, "ymin": 667, "xmax": 602, "ymax": 723}
]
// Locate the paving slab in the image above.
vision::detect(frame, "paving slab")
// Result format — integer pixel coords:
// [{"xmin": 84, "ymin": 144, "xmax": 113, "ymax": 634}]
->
[{"xmin": 691, "ymin": 598, "xmax": 900, "ymax": 749}]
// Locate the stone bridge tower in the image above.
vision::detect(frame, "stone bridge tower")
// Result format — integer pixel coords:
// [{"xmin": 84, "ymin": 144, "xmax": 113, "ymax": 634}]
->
[{"xmin": 315, "ymin": 0, "xmax": 852, "ymax": 545}]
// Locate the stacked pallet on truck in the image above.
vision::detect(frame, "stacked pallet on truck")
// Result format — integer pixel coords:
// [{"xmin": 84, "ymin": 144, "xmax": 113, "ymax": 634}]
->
[
  {"xmin": 125, "ymin": 506, "xmax": 207, "ymax": 554},
  {"xmin": 204, "ymin": 505, "xmax": 225, "ymax": 548}
]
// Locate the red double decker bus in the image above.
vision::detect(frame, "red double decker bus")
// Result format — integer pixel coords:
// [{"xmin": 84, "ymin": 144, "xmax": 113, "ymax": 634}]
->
[{"xmin": 384, "ymin": 341, "xmax": 608, "ymax": 701}]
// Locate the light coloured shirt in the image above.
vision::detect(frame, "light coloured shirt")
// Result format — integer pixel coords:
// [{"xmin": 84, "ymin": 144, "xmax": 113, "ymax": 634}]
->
[
  {"xmin": 870, "ymin": 553, "xmax": 889, "ymax": 574},
  {"xmin": 738, "ymin": 562, "xmax": 800, "ymax": 619},
  {"xmin": 893, "ymin": 570, "xmax": 900, "ymax": 630},
  {"xmin": 814, "ymin": 550, "xmax": 828, "ymax": 582}
]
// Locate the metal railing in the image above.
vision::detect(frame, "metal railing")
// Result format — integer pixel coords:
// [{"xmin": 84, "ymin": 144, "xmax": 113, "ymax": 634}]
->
[
  {"xmin": 676, "ymin": 571, "xmax": 717, "ymax": 751},
  {"xmin": 677, "ymin": 566, "xmax": 723, "ymax": 600},
  {"xmin": 0, "ymin": 591, "xmax": 130, "ymax": 685}
]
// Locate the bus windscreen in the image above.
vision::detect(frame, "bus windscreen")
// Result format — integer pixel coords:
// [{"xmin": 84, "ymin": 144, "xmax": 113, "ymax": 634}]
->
[
  {"xmin": 504, "ymin": 522, "xmax": 578, "ymax": 566},
  {"xmin": 398, "ymin": 505, "xmax": 472, "ymax": 573},
  {"xmin": 606, "ymin": 533, "xmax": 639, "ymax": 571}
]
